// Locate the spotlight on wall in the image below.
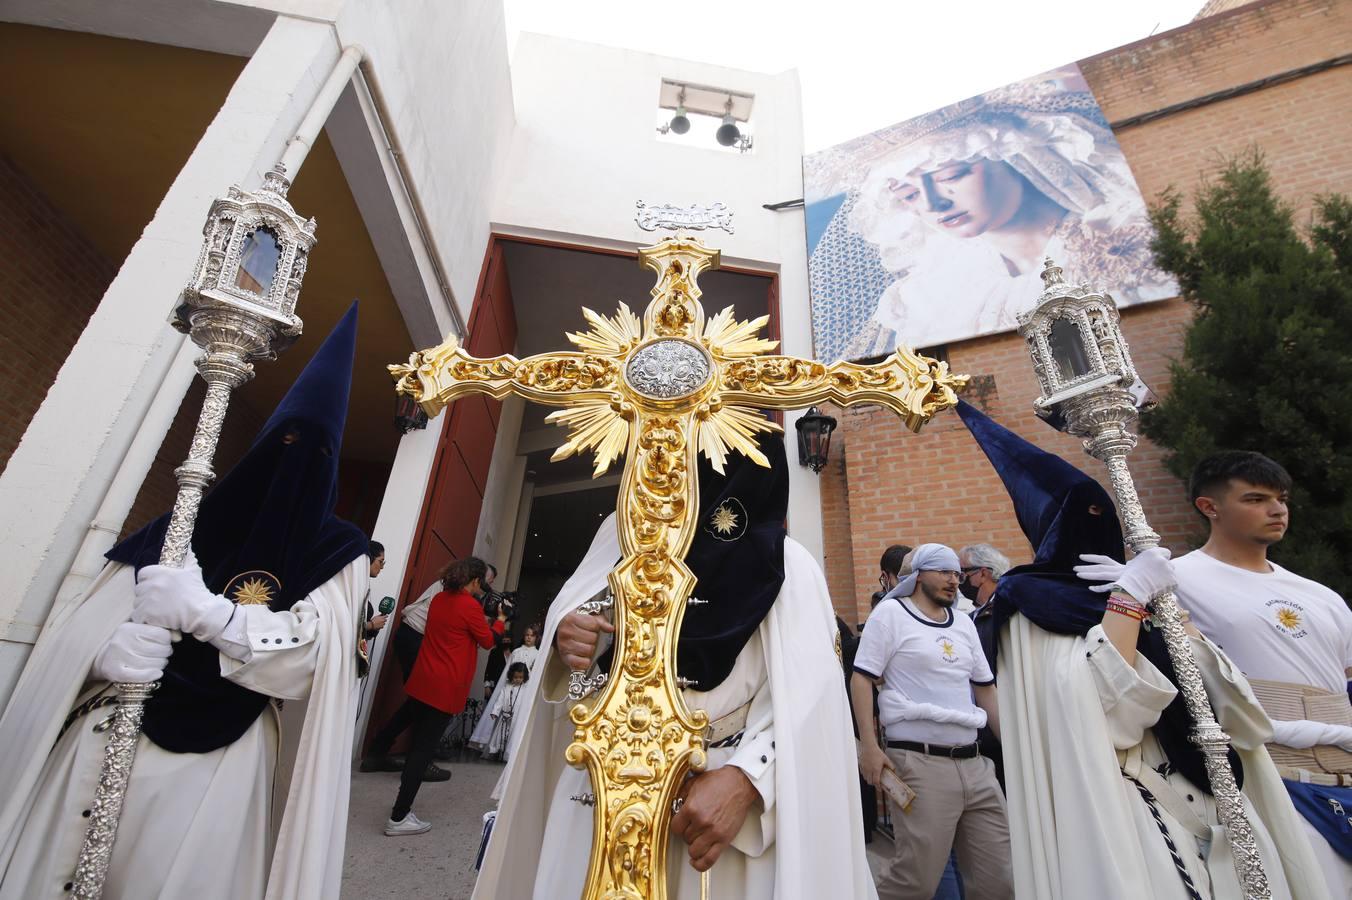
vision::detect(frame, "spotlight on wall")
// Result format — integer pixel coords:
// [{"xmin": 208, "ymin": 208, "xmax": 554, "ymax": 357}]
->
[
  {"xmin": 669, "ymin": 88, "xmax": 691, "ymax": 134},
  {"xmin": 715, "ymin": 96, "xmax": 740, "ymax": 147}
]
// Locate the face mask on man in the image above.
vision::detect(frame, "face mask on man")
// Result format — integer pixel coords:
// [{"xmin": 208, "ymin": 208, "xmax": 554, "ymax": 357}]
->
[{"xmin": 959, "ymin": 580, "xmax": 982, "ymax": 602}]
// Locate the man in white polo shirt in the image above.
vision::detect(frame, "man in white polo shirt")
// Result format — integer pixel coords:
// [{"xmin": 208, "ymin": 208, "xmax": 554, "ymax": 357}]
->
[
  {"xmin": 853, "ymin": 543, "xmax": 1012, "ymax": 900},
  {"xmin": 1172, "ymin": 451, "xmax": 1352, "ymax": 896}
]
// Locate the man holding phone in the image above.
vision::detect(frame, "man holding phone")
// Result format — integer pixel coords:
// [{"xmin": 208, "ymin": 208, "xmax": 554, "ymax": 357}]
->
[{"xmin": 852, "ymin": 542, "xmax": 1012, "ymax": 900}]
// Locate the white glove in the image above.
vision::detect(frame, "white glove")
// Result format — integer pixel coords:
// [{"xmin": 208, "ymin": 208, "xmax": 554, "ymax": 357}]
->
[
  {"xmin": 92, "ymin": 622, "xmax": 174, "ymax": 683},
  {"xmin": 133, "ymin": 559, "xmax": 235, "ymax": 643},
  {"xmin": 1075, "ymin": 547, "xmax": 1175, "ymax": 602},
  {"xmin": 1271, "ymin": 718, "xmax": 1352, "ymax": 753}
]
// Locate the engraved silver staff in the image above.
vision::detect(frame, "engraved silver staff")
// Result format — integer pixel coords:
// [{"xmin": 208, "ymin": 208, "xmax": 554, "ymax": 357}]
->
[
  {"xmin": 72, "ymin": 164, "xmax": 315, "ymax": 899},
  {"xmin": 1018, "ymin": 259, "xmax": 1271, "ymax": 899}
]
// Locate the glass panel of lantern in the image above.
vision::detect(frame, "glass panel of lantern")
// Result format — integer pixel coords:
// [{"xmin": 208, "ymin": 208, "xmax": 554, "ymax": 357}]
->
[
  {"xmin": 235, "ymin": 226, "xmax": 282, "ymax": 296},
  {"xmin": 1048, "ymin": 316, "xmax": 1093, "ymax": 385}
]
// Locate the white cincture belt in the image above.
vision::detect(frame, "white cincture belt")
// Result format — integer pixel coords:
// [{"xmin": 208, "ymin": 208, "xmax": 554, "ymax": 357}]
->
[
  {"xmin": 705, "ymin": 701, "xmax": 751, "ymax": 748},
  {"xmin": 1249, "ymin": 677, "xmax": 1352, "ymax": 776},
  {"xmin": 1277, "ymin": 766, "xmax": 1352, "ymax": 786}
]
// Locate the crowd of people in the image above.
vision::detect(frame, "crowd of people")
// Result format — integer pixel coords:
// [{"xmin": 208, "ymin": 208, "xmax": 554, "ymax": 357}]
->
[
  {"xmin": 0, "ymin": 304, "xmax": 1345, "ymax": 900},
  {"xmin": 834, "ymin": 402, "xmax": 1350, "ymax": 900},
  {"xmin": 359, "ymin": 554, "xmax": 549, "ymax": 835}
]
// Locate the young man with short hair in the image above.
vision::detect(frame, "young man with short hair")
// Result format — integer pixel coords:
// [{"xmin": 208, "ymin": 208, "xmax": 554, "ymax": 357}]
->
[
  {"xmin": 1173, "ymin": 450, "xmax": 1352, "ymax": 895},
  {"xmin": 853, "ymin": 543, "xmax": 1012, "ymax": 900}
]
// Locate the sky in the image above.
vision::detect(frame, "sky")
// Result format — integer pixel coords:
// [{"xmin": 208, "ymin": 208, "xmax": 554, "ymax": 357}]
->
[{"xmin": 505, "ymin": 0, "xmax": 1200, "ymax": 153}]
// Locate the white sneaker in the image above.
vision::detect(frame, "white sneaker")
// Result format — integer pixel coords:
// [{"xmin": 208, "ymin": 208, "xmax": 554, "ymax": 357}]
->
[{"xmin": 384, "ymin": 811, "xmax": 432, "ymax": 836}]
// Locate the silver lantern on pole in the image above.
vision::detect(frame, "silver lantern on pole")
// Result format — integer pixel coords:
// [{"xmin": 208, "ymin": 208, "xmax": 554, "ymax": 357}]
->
[
  {"xmin": 1018, "ymin": 258, "xmax": 1271, "ymax": 899},
  {"xmin": 72, "ymin": 163, "xmax": 316, "ymax": 899}
]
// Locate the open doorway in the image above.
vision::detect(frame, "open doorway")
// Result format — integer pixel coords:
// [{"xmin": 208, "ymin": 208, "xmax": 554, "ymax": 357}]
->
[
  {"xmin": 496, "ymin": 237, "xmax": 777, "ymax": 633},
  {"xmin": 509, "ymin": 485, "xmax": 618, "ymax": 635},
  {"xmin": 363, "ymin": 234, "xmax": 777, "ymax": 751}
]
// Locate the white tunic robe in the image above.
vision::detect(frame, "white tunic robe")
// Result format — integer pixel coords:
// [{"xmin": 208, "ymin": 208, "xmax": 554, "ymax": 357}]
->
[
  {"xmin": 1000, "ymin": 616, "xmax": 1329, "ymax": 900},
  {"xmin": 0, "ymin": 557, "xmax": 368, "ymax": 900},
  {"xmin": 473, "ymin": 515, "xmax": 877, "ymax": 900},
  {"xmin": 471, "ymin": 643, "xmax": 540, "ymax": 750}
]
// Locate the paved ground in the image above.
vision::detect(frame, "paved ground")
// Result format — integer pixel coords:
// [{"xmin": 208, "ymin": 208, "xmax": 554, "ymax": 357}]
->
[
  {"xmin": 342, "ymin": 756, "xmax": 503, "ymax": 899},
  {"xmin": 342, "ymin": 755, "xmax": 893, "ymax": 898}
]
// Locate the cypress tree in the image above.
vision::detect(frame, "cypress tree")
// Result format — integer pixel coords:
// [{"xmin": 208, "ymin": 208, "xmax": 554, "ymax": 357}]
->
[{"xmin": 1142, "ymin": 152, "xmax": 1352, "ymax": 598}]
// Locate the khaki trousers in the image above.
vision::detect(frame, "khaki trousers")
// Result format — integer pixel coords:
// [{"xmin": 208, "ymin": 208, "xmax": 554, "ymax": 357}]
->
[{"xmin": 875, "ymin": 748, "xmax": 1013, "ymax": 900}]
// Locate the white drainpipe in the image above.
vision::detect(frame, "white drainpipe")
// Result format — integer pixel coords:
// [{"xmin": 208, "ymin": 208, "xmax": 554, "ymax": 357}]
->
[{"xmin": 49, "ymin": 43, "xmax": 367, "ymax": 617}]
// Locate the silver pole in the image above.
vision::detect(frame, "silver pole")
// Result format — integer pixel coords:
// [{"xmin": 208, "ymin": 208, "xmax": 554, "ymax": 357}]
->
[
  {"xmin": 71, "ymin": 163, "xmax": 312, "ymax": 898},
  {"xmin": 1019, "ymin": 259, "xmax": 1270, "ymax": 899},
  {"xmin": 1081, "ymin": 413, "xmax": 1271, "ymax": 899},
  {"xmin": 71, "ymin": 345, "xmax": 254, "ymax": 899}
]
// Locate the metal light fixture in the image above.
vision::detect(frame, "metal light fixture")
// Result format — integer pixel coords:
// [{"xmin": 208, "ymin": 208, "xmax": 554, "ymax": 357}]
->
[
  {"xmin": 715, "ymin": 96, "xmax": 741, "ymax": 147},
  {"xmin": 1018, "ymin": 257, "xmax": 1271, "ymax": 896},
  {"xmin": 669, "ymin": 88, "xmax": 691, "ymax": 134},
  {"xmin": 394, "ymin": 391, "xmax": 429, "ymax": 434},
  {"xmin": 795, "ymin": 405, "xmax": 837, "ymax": 473}
]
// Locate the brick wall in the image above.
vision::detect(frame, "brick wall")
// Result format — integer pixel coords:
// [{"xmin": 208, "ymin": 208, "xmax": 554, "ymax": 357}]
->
[
  {"xmin": 1195, "ymin": 0, "xmax": 1268, "ymax": 22},
  {"xmin": 822, "ymin": 0, "xmax": 1352, "ymax": 624},
  {"xmin": 0, "ymin": 154, "xmax": 115, "ymax": 478}
]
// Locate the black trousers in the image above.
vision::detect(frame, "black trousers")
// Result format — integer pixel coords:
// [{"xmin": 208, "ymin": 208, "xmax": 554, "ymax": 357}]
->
[
  {"xmin": 374, "ymin": 696, "xmax": 452, "ymax": 821},
  {"xmin": 392, "ymin": 623, "xmax": 424, "ymax": 682}
]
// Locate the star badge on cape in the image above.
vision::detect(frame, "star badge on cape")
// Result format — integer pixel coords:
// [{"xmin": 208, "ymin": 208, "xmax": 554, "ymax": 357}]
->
[
  {"xmin": 225, "ymin": 570, "xmax": 281, "ymax": 606},
  {"xmin": 704, "ymin": 498, "xmax": 747, "ymax": 542}
]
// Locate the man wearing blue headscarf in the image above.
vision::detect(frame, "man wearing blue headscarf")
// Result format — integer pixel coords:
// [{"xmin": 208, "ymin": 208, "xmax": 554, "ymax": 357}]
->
[
  {"xmin": 955, "ymin": 400, "xmax": 1326, "ymax": 900},
  {"xmin": 0, "ymin": 305, "xmax": 372, "ymax": 900},
  {"xmin": 853, "ymin": 541, "xmax": 1012, "ymax": 900}
]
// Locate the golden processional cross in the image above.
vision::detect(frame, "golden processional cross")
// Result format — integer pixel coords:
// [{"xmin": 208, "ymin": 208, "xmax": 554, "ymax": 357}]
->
[{"xmin": 389, "ymin": 233, "xmax": 966, "ymax": 900}]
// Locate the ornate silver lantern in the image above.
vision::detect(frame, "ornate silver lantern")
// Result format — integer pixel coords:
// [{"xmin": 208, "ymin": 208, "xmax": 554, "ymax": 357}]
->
[
  {"xmin": 1018, "ymin": 259, "xmax": 1271, "ymax": 899},
  {"xmin": 174, "ymin": 162, "xmax": 314, "ymax": 353},
  {"xmin": 73, "ymin": 164, "xmax": 316, "ymax": 899}
]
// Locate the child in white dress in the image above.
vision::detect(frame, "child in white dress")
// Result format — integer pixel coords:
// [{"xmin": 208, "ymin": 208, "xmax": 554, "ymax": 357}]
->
[{"xmin": 485, "ymin": 662, "xmax": 529, "ymax": 760}]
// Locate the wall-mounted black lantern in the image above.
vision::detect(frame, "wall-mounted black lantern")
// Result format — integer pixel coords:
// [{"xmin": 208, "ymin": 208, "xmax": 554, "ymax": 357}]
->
[
  {"xmin": 795, "ymin": 406, "xmax": 837, "ymax": 473},
  {"xmin": 394, "ymin": 392, "xmax": 429, "ymax": 434}
]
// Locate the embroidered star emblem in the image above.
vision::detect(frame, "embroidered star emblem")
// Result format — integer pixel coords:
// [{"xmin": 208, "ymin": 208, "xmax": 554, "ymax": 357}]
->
[
  {"xmin": 710, "ymin": 504, "xmax": 740, "ymax": 536},
  {"xmin": 234, "ymin": 577, "xmax": 275, "ymax": 606},
  {"xmin": 1276, "ymin": 607, "xmax": 1301, "ymax": 630}
]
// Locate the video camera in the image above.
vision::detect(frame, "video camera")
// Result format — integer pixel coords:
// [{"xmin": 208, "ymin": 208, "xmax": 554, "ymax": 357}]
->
[{"xmin": 482, "ymin": 590, "xmax": 518, "ymax": 621}]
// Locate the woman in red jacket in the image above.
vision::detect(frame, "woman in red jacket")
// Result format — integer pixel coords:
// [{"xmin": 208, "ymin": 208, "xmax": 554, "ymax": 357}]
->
[{"xmin": 377, "ymin": 556, "xmax": 495, "ymax": 836}]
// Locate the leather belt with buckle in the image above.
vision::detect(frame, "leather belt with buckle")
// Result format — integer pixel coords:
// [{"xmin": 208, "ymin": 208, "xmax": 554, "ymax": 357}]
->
[{"xmin": 887, "ymin": 739, "xmax": 981, "ymax": 759}]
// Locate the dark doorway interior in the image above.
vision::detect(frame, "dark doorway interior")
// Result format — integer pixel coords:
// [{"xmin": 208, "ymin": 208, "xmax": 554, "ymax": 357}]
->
[{"xmin": 511, "ymin": 485, "xmax": 619, "ymax": 637}]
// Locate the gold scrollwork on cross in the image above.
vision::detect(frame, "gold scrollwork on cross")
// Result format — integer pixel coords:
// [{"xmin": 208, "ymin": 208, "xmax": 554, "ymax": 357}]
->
[{"xmin": 390, "ymin": 236, "xmax": 966, "ymax": 900}]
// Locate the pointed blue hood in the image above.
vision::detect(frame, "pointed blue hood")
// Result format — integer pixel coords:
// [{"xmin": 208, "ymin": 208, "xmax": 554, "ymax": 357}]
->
[
  {"xmin": 956, "ymin": 399, "xmax": 1123, "ymax": 568},
  {"xmin": 108, "ymin": 301, "xmax": 368, "ymax": 753},
  {"xmin": 955, "ymin": 398, "xmax": 1240, "ymax": 795}
]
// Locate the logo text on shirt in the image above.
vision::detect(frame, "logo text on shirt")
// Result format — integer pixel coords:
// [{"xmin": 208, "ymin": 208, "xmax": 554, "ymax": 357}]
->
[{"xmin": 1265, "ymin": 597, "xmax": 1308, "ymax": 639}]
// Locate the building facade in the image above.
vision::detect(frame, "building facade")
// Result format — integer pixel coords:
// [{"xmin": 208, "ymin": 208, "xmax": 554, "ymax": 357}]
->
[
  {"xmin": 0, "ymin": 0, "xmax": 820, "ymax": 748},
  {"xmin": 821, "ymin": 0, "xmax": 1352, "ymax": 625},
  {"xmin": 1, "ymin": 0, "xmax": 1347, "ymax": 745}
]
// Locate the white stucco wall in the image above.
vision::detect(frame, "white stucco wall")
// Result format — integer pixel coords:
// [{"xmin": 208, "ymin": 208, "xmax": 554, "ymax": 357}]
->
[
  {"xmin": 0, "ymin": 0, "xmax": 516, "ymax": 710},
  {"xmin": 490, "ymin": 34, "xmax": 824, "ymax": 559},
  {"xmin": 335, "ymin": 0, "xmax": 516, "ymax": 329}
]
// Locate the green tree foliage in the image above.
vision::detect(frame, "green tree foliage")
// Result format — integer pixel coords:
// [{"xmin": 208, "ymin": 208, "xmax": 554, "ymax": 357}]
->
[{"xmin": 1142, "ymin": 152, "xmax": 1352, "ymax": 597}]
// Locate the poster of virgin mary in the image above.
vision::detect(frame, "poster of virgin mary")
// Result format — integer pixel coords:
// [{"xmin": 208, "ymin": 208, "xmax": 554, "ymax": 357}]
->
[{"xmin": 804, "ymin": 64, "xmax": 1176, "ymax": 363}]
